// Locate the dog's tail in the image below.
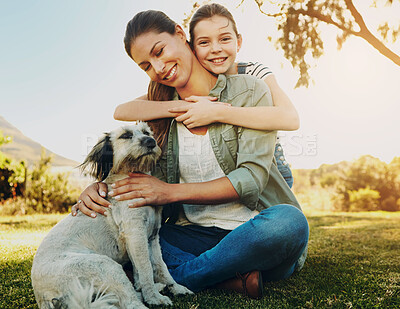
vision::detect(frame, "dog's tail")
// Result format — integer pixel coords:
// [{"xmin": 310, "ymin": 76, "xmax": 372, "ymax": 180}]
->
[{"xmin": 49, "ymin": 278, "xmax": 119, "ymax": 309}]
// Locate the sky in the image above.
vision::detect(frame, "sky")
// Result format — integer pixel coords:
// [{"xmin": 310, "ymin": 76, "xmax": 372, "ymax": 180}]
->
[{"xmin": 1, "ymin": 0, "xmax": 399, "ymax": 169}]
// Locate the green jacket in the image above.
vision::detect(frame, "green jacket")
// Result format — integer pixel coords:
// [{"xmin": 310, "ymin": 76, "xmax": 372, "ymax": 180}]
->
[{"xmin": 154, "ymin": 74, "xmax": 301, "ymax": 224}]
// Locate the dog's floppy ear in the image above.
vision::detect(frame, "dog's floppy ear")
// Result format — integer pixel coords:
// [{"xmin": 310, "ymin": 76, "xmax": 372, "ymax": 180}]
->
[{"xmin": 80, "ymin": 133, "xmax": 113, "ymax": 181}]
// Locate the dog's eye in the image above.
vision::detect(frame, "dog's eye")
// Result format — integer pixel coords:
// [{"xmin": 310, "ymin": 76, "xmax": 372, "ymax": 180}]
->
[
  {"xmin": 119, "ymin": 131, "xmax": 133, "ymax": 139},
  {"xmin": 142, "ymin": 131, "xmax": 150, "ymax": 136}
]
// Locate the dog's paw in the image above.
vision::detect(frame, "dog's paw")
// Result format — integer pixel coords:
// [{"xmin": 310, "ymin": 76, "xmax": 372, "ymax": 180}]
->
[
  {"xmin": 168, "ymin": 283, "xmax": 194, "ymax": 295},
  {"xmin": 144, "ymin": 293, "xmax": 173, "ymax": 306},
  {"xmin": 154, "ymin": 282, "xmax": 167, "ymax": 292}
]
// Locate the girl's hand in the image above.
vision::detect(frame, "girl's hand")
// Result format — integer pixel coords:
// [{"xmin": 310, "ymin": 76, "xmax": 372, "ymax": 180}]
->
[
  {"xmin": 109, "ymin": 173, "xmax": 173, "ymax": 208},
  {"xmin": 168, "ymin": 96, "xmax": 231, "ymax": 128},
  {"xmin": 72, "ymin": 182, "xmax": 110, "ymax": 218}
]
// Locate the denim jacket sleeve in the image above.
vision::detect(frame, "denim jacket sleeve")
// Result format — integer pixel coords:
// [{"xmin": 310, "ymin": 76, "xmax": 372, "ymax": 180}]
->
[{"xmin": 225, "ymin": 78, "xmax": 277, "ymax": 210}]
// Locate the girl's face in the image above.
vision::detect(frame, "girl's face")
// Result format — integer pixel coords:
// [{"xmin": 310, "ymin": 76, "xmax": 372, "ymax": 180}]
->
[
  {"xmin": 130, "ymin": 26, "xmax": 193, "ymax": 89},
  {"xmin": 192, "ymin": 15, "xmax": 242, "ymax": 75}
]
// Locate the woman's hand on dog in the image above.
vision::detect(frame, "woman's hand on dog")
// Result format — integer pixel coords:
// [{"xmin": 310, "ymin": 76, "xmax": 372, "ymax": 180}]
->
[
  {"xmin": 72, "ymin": 182, "xmax": 110, "ymax": 218},
  {"xmin": 109, "ymin": 173, "xmax": 172, "ymax": 208}
]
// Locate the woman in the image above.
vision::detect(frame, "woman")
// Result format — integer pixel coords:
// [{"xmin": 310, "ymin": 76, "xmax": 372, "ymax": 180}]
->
[{"xmin": 75, "ymin": 10, "xmax": 308, "ymax": 299}]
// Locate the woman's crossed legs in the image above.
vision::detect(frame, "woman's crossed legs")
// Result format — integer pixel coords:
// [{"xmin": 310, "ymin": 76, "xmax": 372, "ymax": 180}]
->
[{"xmin": 159, "ymin": 204, "xmax": 309, "ymax": 292}]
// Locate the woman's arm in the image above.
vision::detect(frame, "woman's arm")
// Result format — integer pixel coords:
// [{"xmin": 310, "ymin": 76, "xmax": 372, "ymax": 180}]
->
[
  {"xmin": 168, "ymin": 75, "xmax": 300, "ymax": 131},
  {"xmin": 74, "ymin": 174, "xmax": 240, "ymax": 215},
  {"xmin": 113, "ymin": 94, "xmax": 188, "ymax": 121},
  {"xmin": 108, "ymin": 173, "xmax": 239, "ymax": 208}
]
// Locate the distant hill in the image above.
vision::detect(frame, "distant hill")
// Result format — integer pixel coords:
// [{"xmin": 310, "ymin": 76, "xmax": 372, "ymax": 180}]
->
[{"xmin": 0, "ymin": 115, "xmax": 79, "ymax": 167}]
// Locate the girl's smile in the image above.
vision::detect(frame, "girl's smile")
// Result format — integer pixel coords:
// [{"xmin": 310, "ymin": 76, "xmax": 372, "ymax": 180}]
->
[{"xmin": 193, "ymin": 15, "xmax": 242, "ymax": 75}]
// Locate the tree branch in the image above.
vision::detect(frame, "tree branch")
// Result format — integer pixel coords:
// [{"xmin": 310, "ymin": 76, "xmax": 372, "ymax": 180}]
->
[
  {"xmin": 236, "ymin": 0, "xmax": 245, "ymax": 9},
  {"xmin": 254, "ymin": 1, "xmax": 284, "ymax": 18},
  {"xmin": 345, "ymin": 0, "xmax": 400, "ymax": 65},
  {"xmin": 344, "ymin": 0, "xmax": 367, "ymax": 31},
  {"xmin": 295, "ymin": 8, "xmax": 358, "ymax": 36},
  {"xmin": 296, "ymin": 2, "xmax": 400, "ymax": 66}
]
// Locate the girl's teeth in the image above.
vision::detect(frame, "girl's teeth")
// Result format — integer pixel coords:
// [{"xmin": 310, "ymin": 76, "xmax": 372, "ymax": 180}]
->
[{"xmin": 212, "ymin": 58, "xmax": 225, "ymax": 63}]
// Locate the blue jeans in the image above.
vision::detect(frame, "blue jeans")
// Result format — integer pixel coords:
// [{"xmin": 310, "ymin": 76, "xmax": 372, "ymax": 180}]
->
[
  {"xmin": 159, "ymin": 204, "xmax": 309, "ymax": 292},
  {"xmin": 274, "ymin": 142, "xmax": 294, "ymax": 188}
]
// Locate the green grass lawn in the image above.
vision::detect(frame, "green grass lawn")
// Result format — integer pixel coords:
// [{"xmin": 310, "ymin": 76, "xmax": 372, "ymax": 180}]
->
[{"xmin": 1, "ymin": 211, "xmax": 399, "ymax": 308}]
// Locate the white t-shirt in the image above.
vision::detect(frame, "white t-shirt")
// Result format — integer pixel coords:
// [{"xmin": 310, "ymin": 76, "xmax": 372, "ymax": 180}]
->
[{"xmin": 175, "ymin": 123, "xmax": 259, "ymax": 230}]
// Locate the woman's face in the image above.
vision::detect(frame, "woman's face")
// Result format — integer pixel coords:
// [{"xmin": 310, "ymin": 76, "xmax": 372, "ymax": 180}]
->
[
  {"xmin": 192, "ymin": 15, "xmax": 242, "ymax": 75},
  {"xmin": 130, "ymin": 27, "xmax": 193, "ymax": 89}
]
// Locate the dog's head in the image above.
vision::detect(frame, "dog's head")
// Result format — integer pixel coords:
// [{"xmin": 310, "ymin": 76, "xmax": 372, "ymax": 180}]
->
[{"xmin": 80, "ymin": 122, "xmax": 162, "ymax": 181}]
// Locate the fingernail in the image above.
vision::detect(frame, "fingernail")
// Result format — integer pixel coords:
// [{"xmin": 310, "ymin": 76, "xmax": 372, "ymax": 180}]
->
[
  {"xmin": 111, "ymin": 183, "xmax": 116, "ymax": 188},
  {"xmin": 109, "ymin": 190, "xmax": 114, "ymax": 196},
  {"xmin": 115, "ymin": 195, "xmax": 120, "ymax": 200},
  {"xmin": 128, "ymin": 203, "xmax": 133, "ymax": 207},
  {"xmin": 72, "ymin": 212, "xmax": 76, "ymax": 216},
  {"xmin": 100, "ymin": 191, "xmax": 106, "ymax": 197},
  {"xmin": 91, "ymin": 213, "xmax": 96, "ymax": 218}
]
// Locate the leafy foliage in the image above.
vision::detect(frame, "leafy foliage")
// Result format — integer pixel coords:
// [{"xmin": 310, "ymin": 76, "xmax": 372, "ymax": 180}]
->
[
  {"xmin": 0, "ymin": 130, "xmax": 12, "ymax": 147},
  {"xmin": 0, "ymin": 131, "xmax": 25, "ymax": 200},
  {"xmin": 0, "ymin": 134, "xmax": 79, "ymax": 215},
  {"xmin": 24, "ymin": 149, "xmax": 79, "ymax": 213},
  {"xmin": 348, "ymin": 187, "xmax": 380, "ymax": 211},
  {"xmin": 295, "ymin": 155, "xmax": 400, "ymax": 212}
]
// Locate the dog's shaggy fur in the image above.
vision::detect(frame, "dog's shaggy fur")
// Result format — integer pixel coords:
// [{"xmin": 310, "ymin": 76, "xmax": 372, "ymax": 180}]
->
[{"xmin": 31, "ymin": 122, "xmax": 192, "ymax": 309}]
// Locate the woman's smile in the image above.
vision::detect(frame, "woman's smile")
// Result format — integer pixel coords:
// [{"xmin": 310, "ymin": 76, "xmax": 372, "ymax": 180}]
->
[
  {"xmin": 163, "ymin": 64, "xmax": 177, "ymax": 81},
  {"xmin": 130, "ymin": 29, "xmax": 192, "ymax": 89}
]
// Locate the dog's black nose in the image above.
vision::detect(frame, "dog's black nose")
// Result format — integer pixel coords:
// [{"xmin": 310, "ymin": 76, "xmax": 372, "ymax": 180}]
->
[{"xmin": 141, "ymin": 136, "xmax": 156, "ymax": 149}]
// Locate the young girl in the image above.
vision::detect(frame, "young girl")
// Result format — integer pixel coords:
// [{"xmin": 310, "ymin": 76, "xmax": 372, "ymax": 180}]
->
[{"xmin": 114, "ymin": 3, "xmax": 297, "ymax": 188}]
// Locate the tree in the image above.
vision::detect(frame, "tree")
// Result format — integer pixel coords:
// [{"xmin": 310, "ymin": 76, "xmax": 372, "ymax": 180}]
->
[
  {"xmin": 187, "ymin": 1, "xmax": 400, "ymax": 87},
  {"xmin": 348, "ymin": 187, "xmax": 380, "ymax": 211},
  {"xmin": 0, "ymin": 130, "xmax": 12, "ymax": 148},
  {"xmin": 334, "ymin": 155, "xmax": 400, "ymax": 211},
  {"xmin": 248, "ymin": 0, "xmax": 400, "ymax": 87},
  {"xmin": 0, "ymin": 131, "xmax": 25, "ymax": 200},
  {"xmin": 26, "ymin": 149, "xmax": 79, "ymax": 213}
]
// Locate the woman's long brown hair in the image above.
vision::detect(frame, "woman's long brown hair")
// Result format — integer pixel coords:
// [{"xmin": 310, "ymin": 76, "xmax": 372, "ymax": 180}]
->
[{"xmin": 146, "ymin": 81, "xmax": 175, "ymax": 151}]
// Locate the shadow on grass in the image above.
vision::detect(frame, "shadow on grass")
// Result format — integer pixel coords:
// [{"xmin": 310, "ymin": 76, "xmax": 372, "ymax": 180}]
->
[
  {"xmin": 1, "ymin": 220, "xmax": 28, "ymax": 226},
  {"xmin": 308, "ymin": 213, "xmax": 399, "ymax": 229},
  {"xmin": 0, "ymin": 214, "xmax": 64, "ymax": 232}
]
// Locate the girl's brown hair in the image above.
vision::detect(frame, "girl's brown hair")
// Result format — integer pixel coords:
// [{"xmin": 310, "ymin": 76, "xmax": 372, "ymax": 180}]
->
[
  {"xmin": 189, "ymin": 3, "xmax": 239, "ymax": 48},
  {"xmin": 124, "ymin": 10, "xmax": 177, "ymax": 150}
]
